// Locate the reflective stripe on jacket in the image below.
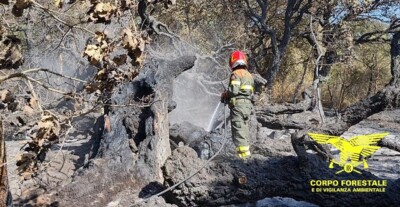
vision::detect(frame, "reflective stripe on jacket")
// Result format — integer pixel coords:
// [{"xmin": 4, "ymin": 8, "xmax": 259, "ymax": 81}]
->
[{"xmin": 227, "ymin": 68, "xmax": 254, "ymax": 100}]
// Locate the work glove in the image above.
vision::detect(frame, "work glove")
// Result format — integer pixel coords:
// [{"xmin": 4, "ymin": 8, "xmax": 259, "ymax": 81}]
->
[{"xmin": 220, "ymin": 91, "xmax": 228, "ymax": 103}]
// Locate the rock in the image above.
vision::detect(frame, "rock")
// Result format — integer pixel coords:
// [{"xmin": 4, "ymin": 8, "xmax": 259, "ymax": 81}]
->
[
  {"xmin": 169, "ymin": 121, "xmax": 207, "ymax": 145},
  {"xmin": 256, "ymin": 197, "xmax": 318, "ymax": 207},
  {"xmin": 253, "ymin": 125, "xmax": 295, "ymax": 157},
  {"xmin": 162, "ymin": 145, "xmax": 400, "ymax": 206},
  {"xmin": 340, "ymin": 109, "xmax": 400, "ymax": 179},
  {"xmin": 163, "ymin": 146, "xmax": 204, "ymax": 183},
  {"xmin": 133, "ymin": 196, "xmax": 177, "ymax": 207}
]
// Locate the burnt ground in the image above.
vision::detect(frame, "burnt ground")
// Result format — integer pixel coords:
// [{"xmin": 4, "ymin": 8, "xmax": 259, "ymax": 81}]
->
[
  {"xmin": 6, "ymin": 108, "xmax": 400, "ymax": 207},
  {"xmin": 159, "ymin": 110, "xmax": 400, "ymax": 207}
]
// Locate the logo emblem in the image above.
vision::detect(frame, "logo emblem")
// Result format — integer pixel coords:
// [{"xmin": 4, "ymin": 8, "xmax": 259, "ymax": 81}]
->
[{"xmin": 308, "ymin": 132, "xmax": 389, "ymax": 174}]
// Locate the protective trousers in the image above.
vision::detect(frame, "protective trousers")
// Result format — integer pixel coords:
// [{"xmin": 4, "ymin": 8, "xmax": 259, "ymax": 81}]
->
[{"xmin": 230, "ymin": 99, "xmax": 252, "ymax": 158}]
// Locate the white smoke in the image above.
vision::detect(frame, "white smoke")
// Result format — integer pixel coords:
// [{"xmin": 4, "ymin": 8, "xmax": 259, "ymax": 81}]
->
[{"xmin": 169, "ymin": 55, "xmax": 230, "ymax": 130}]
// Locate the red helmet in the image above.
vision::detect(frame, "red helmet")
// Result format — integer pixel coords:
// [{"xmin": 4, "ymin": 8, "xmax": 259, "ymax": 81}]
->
[{"xmin": 229, "ymin": 50, "xmax": 248, "ymax": 69}]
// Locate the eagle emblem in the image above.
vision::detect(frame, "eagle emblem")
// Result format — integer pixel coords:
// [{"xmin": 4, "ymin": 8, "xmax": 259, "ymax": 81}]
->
[{"xmin": 307, "ymin": 132, "xmax": 389, "ymax": 174}]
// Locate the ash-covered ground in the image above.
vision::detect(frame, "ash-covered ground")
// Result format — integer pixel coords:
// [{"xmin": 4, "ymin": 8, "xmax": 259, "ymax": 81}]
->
[{"xmin": 6, "ymin": 107, "xmax": 400, "ymax": 206}]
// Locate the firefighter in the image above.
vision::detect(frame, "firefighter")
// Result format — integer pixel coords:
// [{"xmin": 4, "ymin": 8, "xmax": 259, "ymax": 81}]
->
[{"xmin": 221, "ymin": 50, "xmax": 254, "ymax": 159}]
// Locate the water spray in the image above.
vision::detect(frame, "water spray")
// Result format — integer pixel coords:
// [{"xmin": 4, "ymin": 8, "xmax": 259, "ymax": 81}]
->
[
  {"xmin": 206, "ymin": 82, "xmax": 227, "ymax": 132},
  {"xmin": 207, "ymin": 102, "xmax": 222, "ymax": 131}
]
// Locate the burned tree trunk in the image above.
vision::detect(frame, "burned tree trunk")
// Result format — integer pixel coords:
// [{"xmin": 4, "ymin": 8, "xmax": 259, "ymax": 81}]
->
[
  {"xmin": 341, "ymin": 86, "xmax": 399, "ymax": 126},
  {"xmin": 52, "ymin": 56, "xmax": 196, "ymax": 206},
  {"xmin": 135, "ymin": 56, "xmax": 197, "ymax": 183},
  {"xmin": 390, "ymin": 31, "xmax": 400, "ymax": 86}
]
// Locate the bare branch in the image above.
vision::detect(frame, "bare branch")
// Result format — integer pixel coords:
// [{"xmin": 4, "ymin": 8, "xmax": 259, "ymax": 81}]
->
[
  {"xmin": 25, "ymin": 76, "xmax": 68, "ymax": 95},
  {"xmin": 0, "ymin": 69, "xmax": 76, "ymax": 95},
  {"xmin": 22, "ymin": 68, "xmax": 87, "ymax": 83},
  {"xmin": 30, "ymin": 0, "xmax": 95, "ymax": 35},
  {"xmin": 25, "ymin": 79, "xmax": 43, "ymax": 112}
]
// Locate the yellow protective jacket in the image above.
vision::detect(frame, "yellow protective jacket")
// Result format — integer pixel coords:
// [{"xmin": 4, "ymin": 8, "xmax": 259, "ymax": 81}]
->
[{"xmin": 227, "ymin": 68, "xmax": 254, "ymax": 103}]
